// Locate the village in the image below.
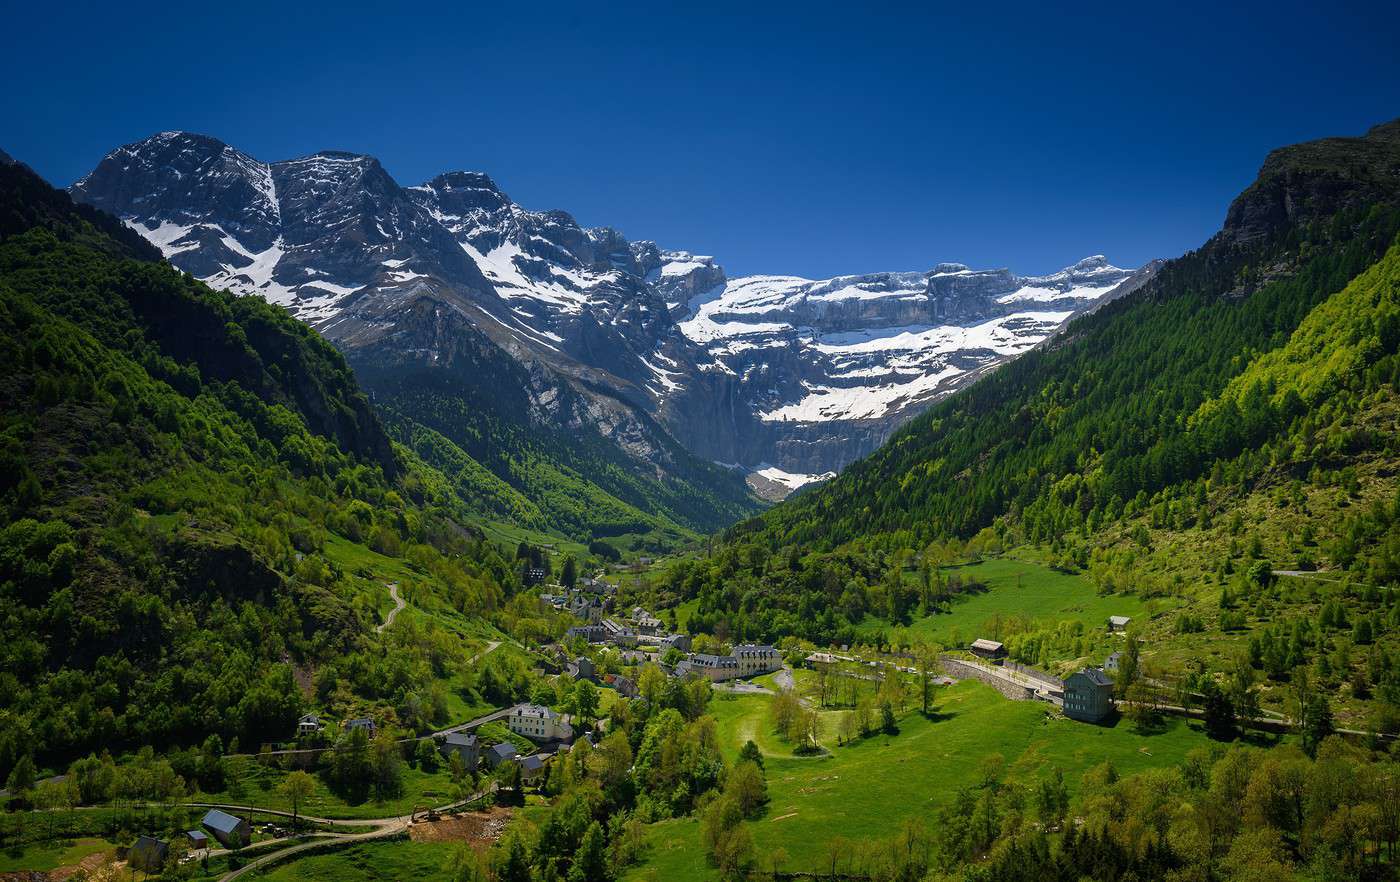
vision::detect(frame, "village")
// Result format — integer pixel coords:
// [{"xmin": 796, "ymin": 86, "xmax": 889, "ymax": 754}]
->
[{"xmin": 46, "ymin": 558, "xmax": 1155, "ymax": 882}]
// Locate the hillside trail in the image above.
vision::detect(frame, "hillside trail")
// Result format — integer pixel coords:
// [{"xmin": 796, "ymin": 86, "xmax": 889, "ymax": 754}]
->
[{"xmin": 376, "ymin": 582, "xmax": 405, "ymax": 633}]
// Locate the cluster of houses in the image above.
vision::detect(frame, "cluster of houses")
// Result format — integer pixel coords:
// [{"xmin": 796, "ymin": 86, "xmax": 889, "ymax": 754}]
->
[
  {"xmin": 436, "ymin": 702, "xmax": 577, "ymax": 785},
  {"xmin": 293, "ymin": 713, "xmax": 377, "ymax": 740},
  {"xmin": 127, "ymin": 808, "xmax": 253, "ymax": 872},
  {"xmin": 561, "ymin": 602, "xmax": 781, "ymax": 685}
]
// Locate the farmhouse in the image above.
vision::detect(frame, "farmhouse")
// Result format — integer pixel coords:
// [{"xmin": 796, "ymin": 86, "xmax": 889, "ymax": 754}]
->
[
  {"xmin": 1107, "ymin": 615, "xmax": 1132, "ymax": 633},
  {"xmin": 732, "ymin": 644, "xmax": 782, "ymax": 677},
  {"xmin": 485, "ymin": 742, "xmax": 518, "ymax": 769},
  {"xmin": 128, "ymin": 836, "xmax": 168, "ymax": 872},
  {"xmin": 508, "ymin": 703, "xmax": 572, "ymax": 742},
  {"xmin": 296, "ymin": 713, "xmax": 322, "ymax": 736},
  {"xmin": 969, "ymin": 638, "xmax": 1007, "ymax": 661},
  {"xmin": 1063, "ymin": 668, "xmax": 1115, "ymax": 722},
  {"xmin": 201, "ymin": 808, "xmax": 251, "ymax": 848},
  {"xmin": 440, "ymin": 732, "xmax": 479, "ymax": 769},
  {"xmin": 1104, "ymin": 651, "xmax": 1122, "ymax": 673}
]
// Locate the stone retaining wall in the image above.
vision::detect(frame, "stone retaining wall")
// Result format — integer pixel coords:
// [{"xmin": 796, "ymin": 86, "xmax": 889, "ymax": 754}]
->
[{"xmin": 939, "ymin": 657, "xmax": 1037, "ymax": 701}]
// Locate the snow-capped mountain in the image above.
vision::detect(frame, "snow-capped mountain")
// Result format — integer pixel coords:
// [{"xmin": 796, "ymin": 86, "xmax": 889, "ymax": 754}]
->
[{"xmin": 72, "ymin": 132, "xmax": 1156, "ymax": 498}]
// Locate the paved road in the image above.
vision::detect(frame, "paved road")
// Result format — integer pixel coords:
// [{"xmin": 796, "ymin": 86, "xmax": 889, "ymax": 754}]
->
[
  {"xmin": 431, "ymin": 705, "xmax": 513, "ymax": 738},
  {"xmin": 376, "ymin": 582, "xmax": 405, "ymax": 633}
]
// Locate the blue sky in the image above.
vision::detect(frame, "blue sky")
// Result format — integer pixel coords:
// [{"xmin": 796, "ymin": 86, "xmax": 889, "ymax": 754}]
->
[{"xmin": 3, "ymin": 0, "xmax": 1398, "ymax": 278}]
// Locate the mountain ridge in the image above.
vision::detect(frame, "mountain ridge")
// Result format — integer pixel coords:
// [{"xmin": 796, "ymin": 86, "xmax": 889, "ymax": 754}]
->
[{"xmin": 69, "ymin": 131, "xmax": 1148, "ymax": 498}]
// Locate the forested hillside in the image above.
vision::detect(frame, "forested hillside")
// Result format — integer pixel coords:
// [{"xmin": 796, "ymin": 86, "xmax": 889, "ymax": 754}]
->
[
  {"xmin": 349, "ymin": 311, "xmax": 760, "ymax": 550},
  {"xmin": 747, "ymin": 119, "xmax": 1400, "ymax": 552},
  {"xmin": 0, "ymin": 159, "xmax": 537, "ymax": 779}
]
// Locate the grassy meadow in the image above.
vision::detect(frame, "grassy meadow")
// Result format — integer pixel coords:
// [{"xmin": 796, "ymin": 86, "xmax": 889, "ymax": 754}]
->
[
  {"xmin": 628, "ymin": 679, "xmax": 1258, "ymax": 882},
  {"xmin": 859, "ymin": 556, "xmax": 1155, "ymax": 650}
]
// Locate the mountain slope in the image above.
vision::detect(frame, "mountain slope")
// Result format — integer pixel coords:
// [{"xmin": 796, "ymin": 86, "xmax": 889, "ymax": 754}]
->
[
  {"xmin": 744, "ymin": 118, "xmax": 1400, "ymax": 552},
  {"xmin": 71, "ymin": 133, "xmax": 1145, "ymax": 497},
  {"xmin": 0, "ymin": 159, "xmax": 525, "ymax": 777},
  {"xmin": 70, "ymin": 134, "xmax": 760, "ymax": 540}
]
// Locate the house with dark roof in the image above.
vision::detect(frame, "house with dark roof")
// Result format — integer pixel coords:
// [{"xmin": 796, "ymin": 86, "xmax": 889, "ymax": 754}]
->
[
  {"xmin": 128, "ymin": 835, "xmax": 169, "ymax": 872},
  {"xmin": 201, "ymin": 808, "xmax": 251, "ymax": 848},
  {"xmin": 440, "ymin": 732, "xmax": 479, "ymax": 770},
  {"xmin": 1063, "ymin": 668, "xmax": 1115, "ymax": 722},
  {"xmin": 344, "ymin": 718, "xmax": 376, "ymax": 736},
  {"xmin": 969, "ymin": 638, "xmax": 1007, "ymax": 661},
  {"xmin": 519, "ymin": 753, "xmax": 546, "ymax": 782},
  {"xmin": 570, "ymin": 656, "xmax": 597, "ymax": 682},
  {"xmin": 485, "ymin": 742, "xmax": 518, "ymax": 769},
  {"xmin": 186, "ymin": 830, "xmax": 209, "ymax": 851}
]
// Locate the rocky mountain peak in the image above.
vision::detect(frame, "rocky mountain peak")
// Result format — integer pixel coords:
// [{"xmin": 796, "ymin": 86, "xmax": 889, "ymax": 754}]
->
[{"xmin": 71, "ymin": 132, "xmax": 1152, "ymax": 494}]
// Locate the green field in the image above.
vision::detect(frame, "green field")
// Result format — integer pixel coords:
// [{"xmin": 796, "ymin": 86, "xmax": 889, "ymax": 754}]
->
[
  {"xmin": 253, "ymin": 839, "xmax": 461, "ymax": 881},
  {"xmin": 628, "ymin": 680, "xmax": 1250, "ymax": 881},
  {"xmin": 0, "ymin": 837, "xmax": 115, "ymax": 873},
  {"xmin": 200, "ymin": 759, "xmax": 463, "ymax": 820},
  {"xmin": 859, "ymin": 556, "xmax": 1156, "ymax": 651}
]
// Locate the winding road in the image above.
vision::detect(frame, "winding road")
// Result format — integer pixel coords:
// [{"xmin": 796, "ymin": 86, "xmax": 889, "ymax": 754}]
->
[{"xmin": 376, "ymin": 582, "xmax": 405, "ymax": 633}]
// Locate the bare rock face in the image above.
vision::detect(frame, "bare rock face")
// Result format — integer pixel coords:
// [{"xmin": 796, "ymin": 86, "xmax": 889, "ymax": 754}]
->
[{"xmin": 72, "ymin": 132, "xmax": 1153, "ymax": 497}]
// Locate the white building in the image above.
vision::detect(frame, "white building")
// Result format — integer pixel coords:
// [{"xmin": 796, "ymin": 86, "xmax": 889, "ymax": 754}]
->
[
  {"xmin": 508, "ymin": 704, "xmax": 573, "ymax": 742},
  {"xmin": 732, "ymin": 644, "xmax": 782, "ymax": 677}
]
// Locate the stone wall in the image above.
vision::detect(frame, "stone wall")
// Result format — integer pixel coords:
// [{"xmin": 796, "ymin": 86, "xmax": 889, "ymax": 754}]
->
[
  {"xmin": 939, "ymin": 657, "xmax": 1037, "ymax": 701},
  {"xmin": 1006, "ymin": 660, "xmax": 1063, "ymax": 689}
]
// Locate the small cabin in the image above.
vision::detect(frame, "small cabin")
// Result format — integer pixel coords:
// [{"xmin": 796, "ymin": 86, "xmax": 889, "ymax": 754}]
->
[
  {"xmin": 969, "ymin": 638, "xmax": 1007, "ymax": 661},
  {"xmin": 128, "ymin": 836, "xmax": 169, "ymax": 873},
  {"xmin": 1107, "ymin": 615, "xmax": 1132, "ymax": 633},
  {"xmin": 201, "ymin": 808, "xmax": 251, "ymax": 849}
]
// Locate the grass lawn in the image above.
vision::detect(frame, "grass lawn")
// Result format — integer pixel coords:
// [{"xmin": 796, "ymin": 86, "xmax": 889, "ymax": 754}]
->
[
  {"xmin": 628, "ymin": 679, "xmax": 1251, "ymax": 882},
  {"xmin": 200, "ymin": 759, "xmax": 461, "ymax": 820},
  {"xmin": 0, "ymin": 837, "xmax": 114, "ymax": 872},
  {"xmin": 858, "ymin": 556, "xmax": 1156, "ymax": 653},
  {"xmin": 253, "ymin": 839, "xmax": 462, "ymax": 881}
]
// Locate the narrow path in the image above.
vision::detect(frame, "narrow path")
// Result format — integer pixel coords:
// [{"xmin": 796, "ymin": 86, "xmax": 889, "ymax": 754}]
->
[
  {"xmin": 467, "ymin": 640, "xmax": 501, "ymax": 665},
  {"xmin": 376, "ymin": 582, "xmax": 405, "ymax": 633}
]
